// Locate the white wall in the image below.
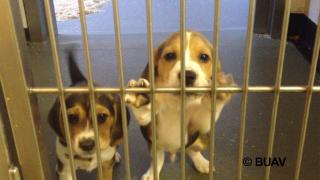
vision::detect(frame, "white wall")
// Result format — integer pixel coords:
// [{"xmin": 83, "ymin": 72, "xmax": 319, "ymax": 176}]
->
[{"xmin": 308, "ymin": 0, "xmax": 319, "ymax": 24}]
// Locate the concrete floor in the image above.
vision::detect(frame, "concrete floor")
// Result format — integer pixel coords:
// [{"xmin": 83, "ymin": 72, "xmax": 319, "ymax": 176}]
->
[
  {"xmin": 27, "ymin": 30, "xmax": 320, "ymax": 180},
  {"xmin": 24, "ymin": 0, "xmax": 320, "ymax": 179}
]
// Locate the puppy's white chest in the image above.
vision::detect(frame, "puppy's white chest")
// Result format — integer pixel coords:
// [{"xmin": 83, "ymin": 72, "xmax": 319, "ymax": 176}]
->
[
  {"xmin": 76, "ymin": 147, "xmax": 116, "ymax": 171},
  {"xmin": 156, "ymin": 103, "xmax": 190, "ymax": 151},
  {"xmin": 157, "ymin": 110, "xmax": 181, "ymax": 150},
  {"xmin": 56, "ymin": 139, "xmax": 116, "ymax": 172}
]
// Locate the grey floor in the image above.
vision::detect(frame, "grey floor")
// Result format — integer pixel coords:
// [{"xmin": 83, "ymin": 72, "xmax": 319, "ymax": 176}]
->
[{"xmin": 25, "ymin": 0, "xmax": 320, "ymax": 180}]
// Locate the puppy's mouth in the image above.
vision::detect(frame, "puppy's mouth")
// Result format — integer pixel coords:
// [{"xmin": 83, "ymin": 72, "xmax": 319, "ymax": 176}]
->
[
  {"xmin": 80, "ymin": 150, "xmax": 95, "ymax": 156},
  {"xmin": 65, "ymin": 152, "xmax": 94, "ymax": 161}
]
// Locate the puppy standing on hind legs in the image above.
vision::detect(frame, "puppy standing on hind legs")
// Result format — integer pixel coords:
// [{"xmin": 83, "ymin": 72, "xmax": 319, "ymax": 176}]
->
[
  {"xmin": 125, "ymin": 31, "xmax": 234, "ymax": 180},
  {"xmin": 48, "ymin": 49, "xmax": 130, "ymax": 180}
]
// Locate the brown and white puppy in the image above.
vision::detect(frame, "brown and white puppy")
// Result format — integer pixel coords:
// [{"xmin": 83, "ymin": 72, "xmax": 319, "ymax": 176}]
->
[
  {"xmin": 125, "ymin": 31, "xmax": 234, "ymax": 180},
  {"xmin": 48, "ymin": 50, "xmax": 130, "ymax": 180}
]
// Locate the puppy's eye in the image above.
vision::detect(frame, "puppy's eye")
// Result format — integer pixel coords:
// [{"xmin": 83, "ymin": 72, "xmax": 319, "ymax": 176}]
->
[
  {"xmin": 199, "ymin": 53, "xmax": 209, "ymax": 62},
  {"xmin": 97, "ymin": 113, "xmax": 108, "ymax": 123},
  {"xmin": 68, "ymin": 114, "xmax": 79, "ymax": 124},
  {"xmin": 164, "ymin": 52, "xmax": 176, "ymax": 61}
]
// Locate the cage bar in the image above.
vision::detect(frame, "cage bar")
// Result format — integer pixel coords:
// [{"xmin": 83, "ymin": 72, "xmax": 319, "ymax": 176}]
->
[
  {"xmin": 76, "ymin": 0, "xmax": 104, "ymax": 179},
  {"xmin": 145, "ymin": 0, "xmax": 159, "ymax": 179},
  {"xmin": 43, "ymin": 0, "xmax": 77, "ymax": 179},
  {"xmin": 111, "ymin": 0, "xmax": 131, "ymax": 179},
  {"xmin": 28, "ymin": 86, "xmax": 320, "ymax": 94},
  {"xmin": 179, "ymin": 0, "xmax": 186, "ymax": 179},
  {"xmin": 1, "ymin": 0, "xmax": 319, "ymax": 179},
  {"xmin": 237, "ymin": 0, "xmax": 256, "ymax": 179},
  {"xmin": 0, "ymin": 94, "xmax": 11, "ymax": 180},
  {"xmin": 294, "ymin": 15, "xmax": 320, "ymax": 180},
  {"xmin": 208, "ymin": 0, "xmax": 220, "ymax": 179},
  {"xmin": 265, "ymin": 0, "xmax": 292, "ymax": 179}
]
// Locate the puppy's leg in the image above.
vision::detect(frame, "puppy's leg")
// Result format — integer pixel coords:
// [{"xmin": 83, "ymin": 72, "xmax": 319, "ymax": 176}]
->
[
  {"xmin": 57, "ymin": 159, "xmax": 73, "ymax": 180},
  {"xmin": 102, "ymin": 159, "xmax": 114, "ymax": 180},
  {"xmin": 186, "ymin": 134, "xmax": 213, "ymax": 174},
  {"xmin": 125, "ymin": 78, "xmax": 152, "ymax": 126},
  {"xmin": 141, "ymin": 149, "xmax": 165, "ymax": 180},
  {"xmin": 187, "ymin": 149, "xmax": 212, "ymax": 174}
]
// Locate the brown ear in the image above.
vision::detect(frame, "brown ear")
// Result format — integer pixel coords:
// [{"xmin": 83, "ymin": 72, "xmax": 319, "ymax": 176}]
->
[
  {"xmin": 110, "ymin": 95, "xmax": 130, "ymax": 146},
  {"xmin": 48, "ymin": 98, "xmax": 64, "ymax": 139},
  {"xmin": 140, "ymin": 46, "xmax": 163, "ymax": 80},
  {"xmin": 217, "ymin": 72, "xmax": 235, "ymax": 102}
]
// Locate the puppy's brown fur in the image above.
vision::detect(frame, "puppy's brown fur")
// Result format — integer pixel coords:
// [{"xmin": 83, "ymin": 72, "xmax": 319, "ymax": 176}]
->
[
  {"xmin": 49, "ymin": 50, "xmax": 129, "ymax": 180},
  {"xmin": 126, "ymin": 31, "xmax": 234, "ymax": 179}
]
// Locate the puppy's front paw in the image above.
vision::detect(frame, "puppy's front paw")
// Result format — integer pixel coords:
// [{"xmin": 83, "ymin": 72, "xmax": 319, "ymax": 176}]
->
[
  {"xmin": 125, "ymin": 78, "xmax": 150, "ymax": 108},
  {"xmin": 193, "ymin": 156, "xmax": 211, "ymax": 174},
  {"xmin": 141, "ymin": 171, "xmax": 154, "ymax": 180},
  {"xmin": 114, "ymin": 152, "xmax": 121, "ymax": 163},
  {"xmin": 169, "ymin": 152, "xmax": 176, "ymax": 163}
]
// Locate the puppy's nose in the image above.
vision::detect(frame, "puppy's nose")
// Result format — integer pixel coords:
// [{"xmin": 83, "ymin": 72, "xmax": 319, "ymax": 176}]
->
[
  {"xmin": 79, "ymin": 139, "xmax": 95, "ymax": 152},
  {"xmin": 178, "ymin": 70, "xmax": 197, "ymax": 86}
]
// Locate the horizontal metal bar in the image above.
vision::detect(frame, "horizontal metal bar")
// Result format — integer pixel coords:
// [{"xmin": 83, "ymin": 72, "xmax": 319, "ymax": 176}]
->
[{"xmin": 28, "ymin": 86, "xmax": 320, "ymax": 94}]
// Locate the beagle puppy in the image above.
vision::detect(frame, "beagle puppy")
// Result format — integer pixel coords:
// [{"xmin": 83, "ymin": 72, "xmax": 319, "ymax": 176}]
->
[
  {"xmin": 48, "ymin": 50, "xmax": 130, "ymax": 180},
  {"xmin": 125, "ymin": 31, "xmax": 234, "ymax": 180}
]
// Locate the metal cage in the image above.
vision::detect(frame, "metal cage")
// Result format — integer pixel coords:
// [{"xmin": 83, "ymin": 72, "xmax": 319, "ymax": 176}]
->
[{"xmin": 0, "ymin": 0, "xmax": 319, "ymax": 179}]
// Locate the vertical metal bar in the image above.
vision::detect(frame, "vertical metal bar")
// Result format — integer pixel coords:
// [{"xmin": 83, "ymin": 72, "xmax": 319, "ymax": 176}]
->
[
  {"xmin": 111, "ymin": 0, "xmax": 131, "ymax": 179},
  {"xmin": 237, "ymin": 0, "xmax": 256, "ymax": 179},
  {"xmin": 145, "ymin": 0, "xmax": 158, "ymax": 179},
  {"xmin": 179, "ymin": 0, "xmax": 186, "ymax": 180},
  {"xmin": 294, "ymin": 15, "xmax": 320, "ymax": 180},
  {"xmin": 0, "ymin": 92, "xmax": 11, "ymax": 180},
  {"xmin": 43, "ymin": 0, "xmax": 77, "ymax": 179},
  {"xmin": 0, "ymin": 0, "xmax": 46, "ymax": 179},
  {"xmin": 76, "ymin": 1, "xmax": 104, "ymax": 179},
  {"xmin": 264, "ymin": 0, "xmax": 291, "ymax": 179},
  {"xmin": 209, "ymin": 0, "xmax": 220, "ymax": 179},
  {"xmin": 8, "ymin": 167, "xmax": 21, "ymax": 180}
]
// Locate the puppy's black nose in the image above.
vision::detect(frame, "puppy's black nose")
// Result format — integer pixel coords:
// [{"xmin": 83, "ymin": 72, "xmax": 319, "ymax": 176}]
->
[
  {"xmin": 79, "ymin": 139, "xmax": 95, "ymax": 152},
  {"xmin": 178, "ymin": 70, "xmax": 197, "ymax": 86}
]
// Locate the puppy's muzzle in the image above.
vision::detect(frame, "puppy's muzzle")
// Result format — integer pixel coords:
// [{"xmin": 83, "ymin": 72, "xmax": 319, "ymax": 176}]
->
[
  {"xmin": 178, "ymin": 70, "xmax": 197, "ymax": 87},
  {"xmin": 79, "ymin": 138, "xmax": 95, "ymax": 152}
]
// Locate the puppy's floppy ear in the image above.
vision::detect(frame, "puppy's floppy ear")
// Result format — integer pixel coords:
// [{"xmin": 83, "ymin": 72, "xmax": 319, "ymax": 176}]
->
[
  {"xmin": 110, "ymin": 95, "xmax": 130, "ymax": 146},
  {"xmin": 140, "ymin": 46, "xmax": 163, "ymax": 80},
  {"xmin": 217, "ymin": 72, "xmax": 235, "ymax": 102},
  {"xmin": 48, "ymin": 98, "xmax": 64, "ymax": 139}
]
